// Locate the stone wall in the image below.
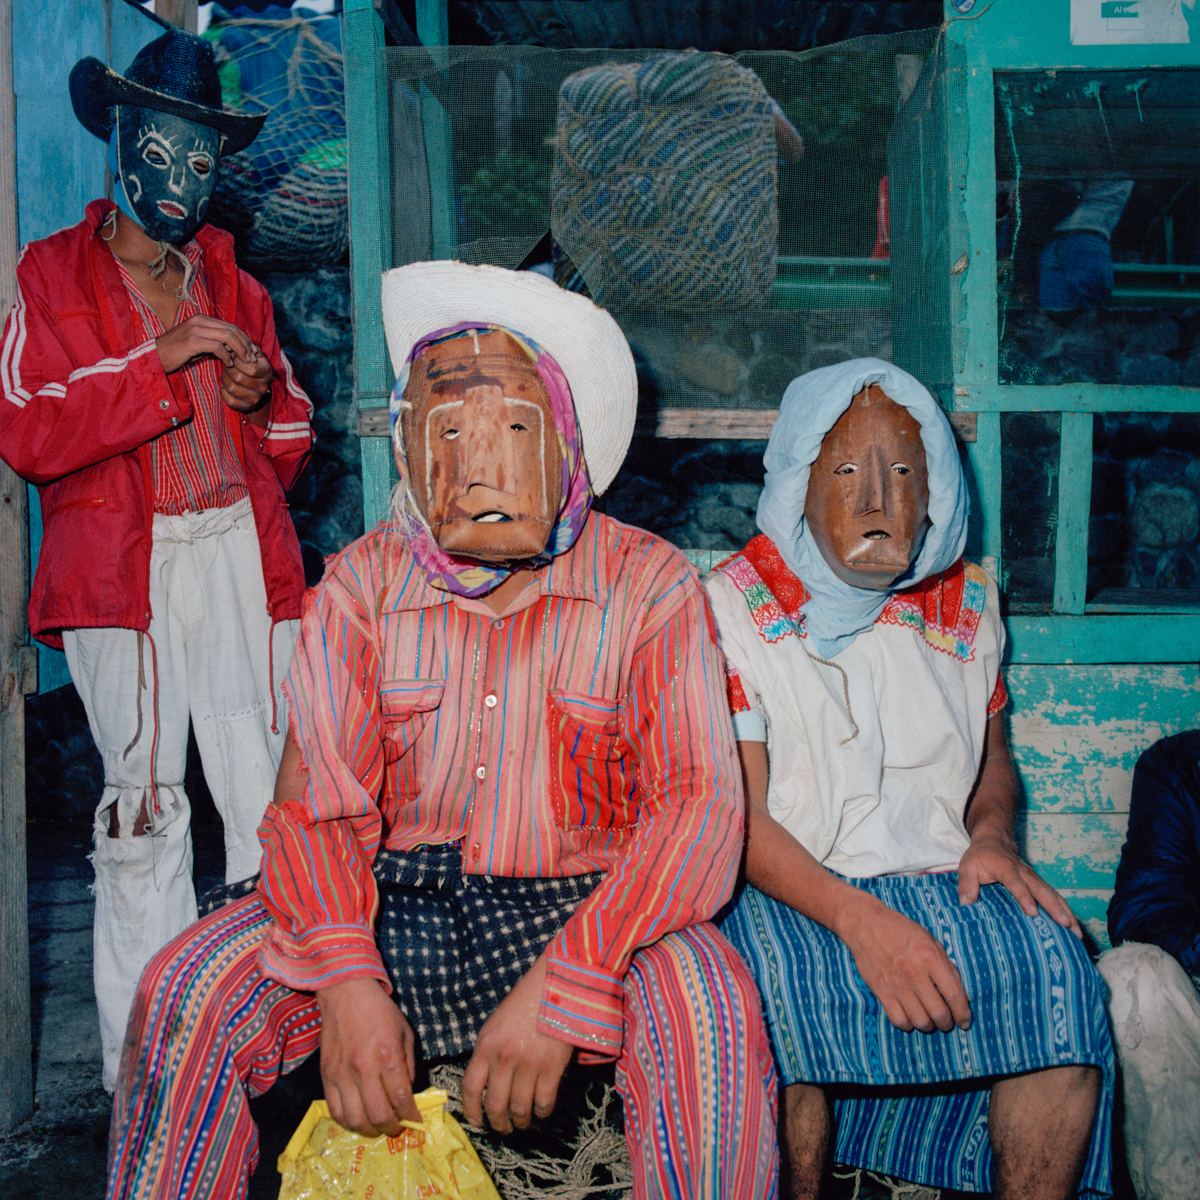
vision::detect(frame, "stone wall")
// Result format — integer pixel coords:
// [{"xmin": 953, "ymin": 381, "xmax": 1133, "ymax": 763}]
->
[{"xmin": 257, "ymin": 265, "xmax": 363, "ymax": 582}]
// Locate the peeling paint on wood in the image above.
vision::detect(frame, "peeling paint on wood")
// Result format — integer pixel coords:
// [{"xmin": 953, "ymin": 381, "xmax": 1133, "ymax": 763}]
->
[
  {"xmin": 1005, "ymin": 664, "xmax": 1199, "ymax": 952},
  {"xmin": 1007, "ymin": 664, "xmax": 1200, "ymax": 814}
]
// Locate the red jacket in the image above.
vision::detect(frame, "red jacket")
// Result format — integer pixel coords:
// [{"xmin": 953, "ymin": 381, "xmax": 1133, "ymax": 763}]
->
[{"xmin": 0, "ymin": 200, "xmax": 314, "ymax": 648}]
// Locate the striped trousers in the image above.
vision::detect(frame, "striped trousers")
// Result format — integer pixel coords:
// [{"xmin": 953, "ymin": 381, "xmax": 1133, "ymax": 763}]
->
[{"xmin": 106, "ymin": 894, "xmax": 778, "ymax": 1200}]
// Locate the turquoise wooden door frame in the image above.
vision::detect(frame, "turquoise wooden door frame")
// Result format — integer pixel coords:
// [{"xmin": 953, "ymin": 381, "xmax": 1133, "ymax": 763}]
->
[
  {"xmin": 344, "ymin": 0, "xmax": 454, "ymax": 529},
  {"xmin": 893, "ymin": 1, "xmax": 1200, "ymax": 664}
]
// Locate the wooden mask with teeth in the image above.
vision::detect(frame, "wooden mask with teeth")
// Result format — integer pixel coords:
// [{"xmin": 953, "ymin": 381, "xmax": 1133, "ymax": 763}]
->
[
  {"xmin": 804, "ymin": 384, "xmax": 930, "ymax": 591},
  {"xmin": 400, "ymin": 329, "xmax": 563, "ymax": 562}
]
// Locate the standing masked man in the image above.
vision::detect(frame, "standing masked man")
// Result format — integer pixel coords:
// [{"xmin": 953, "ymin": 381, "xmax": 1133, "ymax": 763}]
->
[
  {"xmin": 106, "ymin": 260, "xmax": 777, "ymax": 1200},
  {"xmin": 704, "ymin": 360, "xmax": 1114, "ymax": 1200},
  {"xmin": 0, "ymin": 26, "xmax": 313, "ymax": 1091}
]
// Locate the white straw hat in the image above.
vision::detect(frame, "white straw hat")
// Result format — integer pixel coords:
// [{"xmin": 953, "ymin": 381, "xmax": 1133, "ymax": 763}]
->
[{"xmin": 381, "ymin": 260, "xmax": 637, "ymax": 496}]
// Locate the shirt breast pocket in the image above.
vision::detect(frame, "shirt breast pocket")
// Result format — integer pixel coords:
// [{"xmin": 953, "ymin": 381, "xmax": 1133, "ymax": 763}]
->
[
  {"xmin": 379, "ymin": 679, "xmax": 446, "ymax": 765},
  {"xmin": 546, "ymin": 690, "xmax": 639, "ymax": 831}
]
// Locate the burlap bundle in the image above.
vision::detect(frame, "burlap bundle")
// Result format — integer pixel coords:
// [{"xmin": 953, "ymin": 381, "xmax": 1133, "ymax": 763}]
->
[{"xmin": 551, "ymin": 51, "xmax": 778, "ymax": 311}]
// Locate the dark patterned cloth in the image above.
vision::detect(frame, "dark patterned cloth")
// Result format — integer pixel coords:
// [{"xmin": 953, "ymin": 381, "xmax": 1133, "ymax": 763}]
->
[
  {"xmin": 375, "ymin": 843, "xmax": 604, "ymax": 1059},
  {"xmin": 197, "ymin": 847, "xmax": 603, "ymax": 1062},
  {"xmin": 198, "ymin": 875, "xmax": 260, "ymax": 916}
]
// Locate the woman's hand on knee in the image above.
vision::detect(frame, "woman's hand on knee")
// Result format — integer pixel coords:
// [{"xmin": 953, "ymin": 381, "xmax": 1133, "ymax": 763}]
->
[{"xmin": 316, "ymin": 976, "xmax": 420, "ymax": 1136}]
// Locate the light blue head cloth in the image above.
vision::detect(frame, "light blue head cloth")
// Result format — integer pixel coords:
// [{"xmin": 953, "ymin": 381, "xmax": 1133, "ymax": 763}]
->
[{"xmin": 756, "ymin": 357, "xmax": 969, "ymax": 658}]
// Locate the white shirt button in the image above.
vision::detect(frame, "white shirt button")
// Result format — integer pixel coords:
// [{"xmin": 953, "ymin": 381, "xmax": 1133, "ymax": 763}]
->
[
  {"xmin": 492, "ymin": 618, "xmax": 505, "ymax": 630},
  {"xmin": 475, "ymin": 765, "xmax": 486, "ymax": 780},
  {"xmin": 484, "ymin": 693, "xmax": 497, "ymax": 709}
]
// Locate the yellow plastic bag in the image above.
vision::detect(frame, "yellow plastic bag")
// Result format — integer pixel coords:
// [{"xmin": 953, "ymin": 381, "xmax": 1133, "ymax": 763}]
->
[{"xmin": 277, "ymin": 1088, "xmax": 501, "ymax": 1200}]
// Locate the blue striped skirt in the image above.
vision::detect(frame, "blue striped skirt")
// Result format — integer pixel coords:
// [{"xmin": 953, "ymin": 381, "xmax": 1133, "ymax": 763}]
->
[{"xmin": 721, "ymin": 874, "xmax": 1114, "ymax": 1196}]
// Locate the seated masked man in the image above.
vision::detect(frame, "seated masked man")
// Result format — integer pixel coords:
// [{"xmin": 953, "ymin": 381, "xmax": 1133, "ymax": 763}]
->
[
  {"xmin": 702, "ymin": 359, "xmax": 1114, "ymax": 1200},
  {"xmin": 106, "ymin": 261, "xmax": 778, "ymax": 1200}
]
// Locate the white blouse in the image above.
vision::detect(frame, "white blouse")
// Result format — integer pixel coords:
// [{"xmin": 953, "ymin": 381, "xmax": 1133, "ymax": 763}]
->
[{"xmin": 704, "ymin": 545, "xmax": 1005, "ymax": 878}]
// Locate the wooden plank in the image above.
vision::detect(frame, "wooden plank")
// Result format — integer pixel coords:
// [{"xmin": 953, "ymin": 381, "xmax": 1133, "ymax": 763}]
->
[
  {"xmin": 967, "ymin": 409, "xmax": 1001, "ymax": 565},
  {"xmin": 1048, "ymin": 889, "xmax": 1113, "ymax": 951},
  {"xmin": 1006, "ymin": 613, "xmax": 1200, "ymax": 663},
  {"xmin": 1088, "ymin": 588, "xmax": 1200, "ymax": 613},
  {"xmin": 959, "ymin": 61, "xmax": 998, "ymax": 386},
  {"xmin": 1053, "ymin": 412, "xmax": 1092, "ymax": 615},
  {"xmin": 360, "ymin": 436, "xmax": 396, "ymax": 531},
  {"xmin": 357, "ymin": 407, "xmax": 983, "ymax": 445},
  {"xmin": 1007, "ymin": 663, "xmax": 1200, "ymax": 813},
  {"xmin": 1024, "ymin": 813, "xmax": 1127, "ymax": 889},
  {"xmin": 344, "ymin": 1, "xmax": 393, "ymax": 399},
  {"xmin": 155, "ymin": 0, "xmax": 197, "ymax": 32},
  {"xmin": 0, "ymin": 0, "xmax": 33, "ymax": 1132},
  {"xmin": 416, "ymin": 0, "xmax": 454, "ymax": 259},
  {"xmin": 953, "ymin": 383, "xmax": 1200, "ymax": 413}
]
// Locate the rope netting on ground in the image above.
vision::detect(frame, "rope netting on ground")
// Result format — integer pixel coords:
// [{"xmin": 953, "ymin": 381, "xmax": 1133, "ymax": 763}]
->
[{"xmin": 205, "ymin": 4, "xmax": 347, "ymax": 264}]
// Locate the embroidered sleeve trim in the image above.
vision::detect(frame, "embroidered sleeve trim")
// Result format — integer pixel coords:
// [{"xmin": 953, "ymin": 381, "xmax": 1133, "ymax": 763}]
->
[
  {"xmin": 987, "ymin": 671, "xmax": 1009, "ymax": 716},
  {"xmin": 715, "ymin": 535, "xmax": 808, "ymax": 644}
]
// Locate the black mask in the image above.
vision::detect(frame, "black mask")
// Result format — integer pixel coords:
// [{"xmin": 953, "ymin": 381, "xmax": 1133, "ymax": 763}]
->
[{"xmin": 115, "ymin": 105, "xmax": 218, "ymax": 244}]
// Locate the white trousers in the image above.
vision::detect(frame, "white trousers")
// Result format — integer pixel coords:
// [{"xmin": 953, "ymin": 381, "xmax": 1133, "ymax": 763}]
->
[
  {"xmin": 63, "ymin": 498, "xmax": 299, "ymax": 1091},
  {"xmin": 1098, "ymin": 943, "xmax": 1200, "ymax": 1200}
]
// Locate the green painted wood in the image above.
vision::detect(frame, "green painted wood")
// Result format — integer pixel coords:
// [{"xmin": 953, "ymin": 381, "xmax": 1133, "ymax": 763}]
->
[
  {"xmin": 1053, "ymin": 413, "xmax": 1092, "ymax": 615},
  {"xmin": 416, "ymin": 0, "xmax": 454, "ymax": 259},
  {"xmin": 888, "ymin": 35, "xmax": 955, "ymax": 390},
  {"xmin": 360, "ymin": 436, "xmax": 396, "ymax": 531},
  {"xmin": 952, "ymin": 383, "xmax": 1200, "ymax": 413},
  {"xmin": 345, "ymin": 0, "xmax": 392, "ymax": 399},
  {"xmin": 682, "ymin": 549, "xmax": 724, "ymax": 573},
  {"xmin": 1006, "ymin": 663, "xmax": 1200, "ymax": 812},
  {"xmin": 1006, "ymin": 614, "xmax": 1200, "ymax": 662},
  {"xmin": 345, "ymin": 0, "xmax": 397, "ymax": 538},
  {"xmin": 1024, "ymin": 813, "xmax": 1126, "ymax": 887},
  {"xmin": 958, "ymin": 60, "xmax": 998, "ymax": 386},
  {"xmin": 1052, "ymin": 890, "xmax": 1112, "ymax": 950},
  {"xmin": 966, "ymin": 410, "xmax": 1002, "ymax": 565}
]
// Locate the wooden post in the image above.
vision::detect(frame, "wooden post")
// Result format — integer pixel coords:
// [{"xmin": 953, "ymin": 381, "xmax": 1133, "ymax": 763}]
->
[
  {"xmin": 0, "ymin": 0, "xmax": 35, "ymax": 1133},
  {"xmin": 156, "ymin": 0, "xmax": 198, "ymax": 32}
]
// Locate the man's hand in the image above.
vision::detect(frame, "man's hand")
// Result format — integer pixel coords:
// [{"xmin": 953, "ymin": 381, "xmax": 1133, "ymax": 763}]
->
[
  {"xmin": 155, "ymin": 315, "xmax": 257, "ymax": 374},
  {"xmin": 219, "ymin": 350, "xmax": 273, "ymax": 425},
  {"xmin": 837, "ymin": 892, "xmax": 973, "ymax": 1034},
  {"xmin": 316, "ymin": 976, "xmax": 421, "ymax": 1137},
  {"xmin": 462, "ymin": 953, "xmax": 575, "ymax": 1133},
  {"xmin": 958, "ymin": 832, "xmax": 1082, "ymax": 937}
]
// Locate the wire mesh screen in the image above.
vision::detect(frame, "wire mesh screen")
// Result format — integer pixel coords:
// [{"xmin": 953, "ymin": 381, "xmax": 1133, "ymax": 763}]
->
[
  {"xmin": 206, "ymin": 8, "xmax": 347, "ymax": 265},
  {"xmin": 384, "ymin": 32, "xmax": 936, "ymax": 426},
  {"xmin": 994, "ymin": 67, "xmax": 1200, "ymax": 387}
]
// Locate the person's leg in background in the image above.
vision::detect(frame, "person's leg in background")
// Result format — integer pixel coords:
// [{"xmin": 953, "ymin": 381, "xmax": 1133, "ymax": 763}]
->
[
  {"xmin": 165, "ymin": 500, "xmax": 298, "ymax": 886},
  {"xmin": 64, "ymin": 537, "xmax": 196, "ymax": 1091}
]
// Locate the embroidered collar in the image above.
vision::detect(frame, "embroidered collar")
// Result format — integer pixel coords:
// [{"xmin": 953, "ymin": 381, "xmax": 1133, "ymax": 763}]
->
[{"xmin": 715, "ymin": 534, "xmax": 987, "ymax": 662}]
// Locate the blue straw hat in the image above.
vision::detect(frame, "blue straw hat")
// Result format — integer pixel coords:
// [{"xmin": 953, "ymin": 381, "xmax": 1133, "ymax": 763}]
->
[{"xmin": 70, "ymin": 28, "xmax": 265, "ymax": 157}]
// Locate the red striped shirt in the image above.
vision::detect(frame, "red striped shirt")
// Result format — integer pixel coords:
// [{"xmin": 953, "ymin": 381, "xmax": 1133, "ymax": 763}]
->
[
  {"xmin": 257, "ymin": 512, "xmax": 745, "ymax": 1056},
  {"xmin": 116, "ymin": 246, "xmax": 248, "ymax": 514}
]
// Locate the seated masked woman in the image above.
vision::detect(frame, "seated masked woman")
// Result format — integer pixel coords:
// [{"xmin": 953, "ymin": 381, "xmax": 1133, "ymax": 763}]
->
[{"xmin": 702, "ymin": 358, "xmax": 1115, "ymax": 1200}]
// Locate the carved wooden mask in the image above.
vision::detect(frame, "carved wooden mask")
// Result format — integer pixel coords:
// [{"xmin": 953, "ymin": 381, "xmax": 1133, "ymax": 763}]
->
[
  {"xmin": 805, "ymin": 384, "xmax": 930, "ymax": 590},
  {"xmin": 401, "ymin": 329, "xmax": 563, "ymax": 562}
]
